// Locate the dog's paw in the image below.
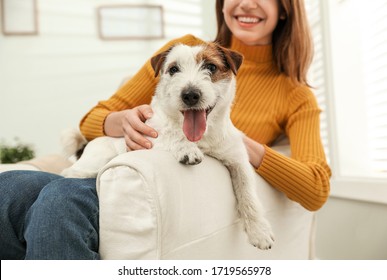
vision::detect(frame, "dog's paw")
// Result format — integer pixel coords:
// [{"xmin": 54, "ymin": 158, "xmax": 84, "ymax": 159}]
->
[
  {"xmin": 176, "ymin": 148, "xmax": 204, "ymax": 165},
  {"xmin": 250, "ymin": 231, "xmax": 275, "ymax": 250},
  {"xmin": 246, "ymin": 219, "xmax": 275, "ymax": 250}
]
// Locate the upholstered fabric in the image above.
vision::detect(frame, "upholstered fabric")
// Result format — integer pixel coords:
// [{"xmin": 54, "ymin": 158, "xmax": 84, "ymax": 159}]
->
[
  {"xmin": 97, "ymin": 149, "xmax": 316, "ymax": 260},
  {"xmin": 0, "ymin": 141, "xmax": 316, "ymax": 259}
]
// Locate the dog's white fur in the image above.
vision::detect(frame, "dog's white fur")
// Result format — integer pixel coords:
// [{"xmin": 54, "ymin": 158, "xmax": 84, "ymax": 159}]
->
[{"xmin": 62, "ymin": 43, "xmax": 274, "ymax": 250}]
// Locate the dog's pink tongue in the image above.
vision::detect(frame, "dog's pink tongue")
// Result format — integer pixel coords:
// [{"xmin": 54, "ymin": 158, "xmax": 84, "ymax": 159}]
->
[{"xmin": 183, "ymin": 110, "xmax": 206, "ymax": 142}]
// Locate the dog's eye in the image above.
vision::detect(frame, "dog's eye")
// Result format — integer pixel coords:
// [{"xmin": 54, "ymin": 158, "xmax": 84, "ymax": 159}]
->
[
  {"xmin": 168, "ymin": 66, "xmax": 180, "ymax": 76},
  {"xmin": 205, "ymin": 63, "xmax": 217, "ymax": 74}
]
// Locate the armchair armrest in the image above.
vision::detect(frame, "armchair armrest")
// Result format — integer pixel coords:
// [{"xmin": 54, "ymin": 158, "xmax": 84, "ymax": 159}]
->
[{"xmin": 97, "ymin": 149, "xmax": 316, "ymax": 259}]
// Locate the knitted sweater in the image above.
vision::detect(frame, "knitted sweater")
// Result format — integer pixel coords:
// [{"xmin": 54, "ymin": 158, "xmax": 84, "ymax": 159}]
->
[{"xmin": 80, "ymin": 34, "xmax": 331, "ymax": 211}]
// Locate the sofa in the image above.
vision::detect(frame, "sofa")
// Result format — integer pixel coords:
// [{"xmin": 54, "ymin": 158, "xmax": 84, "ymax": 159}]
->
[{"xmin": 0, "ymin": 140, "xmax": 316, "ymax": 259}]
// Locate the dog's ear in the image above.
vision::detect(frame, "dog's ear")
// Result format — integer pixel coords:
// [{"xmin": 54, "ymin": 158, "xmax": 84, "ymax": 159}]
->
[
  {"xmin": 217, "ymin": 45, "xmax": 244, "ymax": 75},
  {"xmin": 150, "ymin": 48, "xmax": 172, "ymax": 77}
]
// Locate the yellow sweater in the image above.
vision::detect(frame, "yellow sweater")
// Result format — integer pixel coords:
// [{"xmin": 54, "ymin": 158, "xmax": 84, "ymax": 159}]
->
[{"xmin": 80, "ymin": 34, "xmax": 331, "ymax": 211}]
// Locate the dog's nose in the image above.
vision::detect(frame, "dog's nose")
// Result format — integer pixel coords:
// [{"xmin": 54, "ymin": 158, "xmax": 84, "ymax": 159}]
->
[{"xmin": 182, "ymin": 90, "xmax": 200, "ymax": 106}]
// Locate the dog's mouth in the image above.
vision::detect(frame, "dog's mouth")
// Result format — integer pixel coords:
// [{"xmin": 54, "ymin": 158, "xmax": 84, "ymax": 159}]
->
[{"xmin": 181, "ymin": 105, "xmax": 215, "ymax": 142}]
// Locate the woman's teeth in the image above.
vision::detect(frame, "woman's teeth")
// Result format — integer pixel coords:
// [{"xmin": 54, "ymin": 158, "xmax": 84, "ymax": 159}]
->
[{"xmin": 237, "ymin": 16, "xmax": 260, "ymax": 23}]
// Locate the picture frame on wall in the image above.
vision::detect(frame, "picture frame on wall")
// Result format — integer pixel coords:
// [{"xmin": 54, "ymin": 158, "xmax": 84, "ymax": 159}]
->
[
  {"xmin": 97, "ymin": 4, "xmax": 164, "ymax": 40},
  {"xmin": 1, "ymin": 0, "xmax": 39, "ymax": 35}
]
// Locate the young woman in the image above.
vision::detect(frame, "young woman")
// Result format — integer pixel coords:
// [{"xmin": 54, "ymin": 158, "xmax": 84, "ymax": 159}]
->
[{"xmin": 0, "ymin": 0, "xmax": 330, "ymax": 259}]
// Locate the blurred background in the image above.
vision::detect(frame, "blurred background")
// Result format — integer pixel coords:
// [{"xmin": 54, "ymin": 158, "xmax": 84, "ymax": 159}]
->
[{"xmin": 0, "ymin": 0, "xmax": 386, "ymax": 259}]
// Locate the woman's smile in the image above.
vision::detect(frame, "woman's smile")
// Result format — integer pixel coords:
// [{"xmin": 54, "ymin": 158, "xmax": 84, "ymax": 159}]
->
[{"xmin": 235, "ymin": 15, "xmax": 263, "ymax": 27}]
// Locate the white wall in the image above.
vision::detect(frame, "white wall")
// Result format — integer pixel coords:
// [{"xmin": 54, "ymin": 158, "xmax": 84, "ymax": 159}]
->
[
  {"xmin": 0, "ymin": 0, "xmax": 215, "ymax": 157},
  {"xmin": 316, "ymin": 197, "xmax": 387, "ymax": 259}
]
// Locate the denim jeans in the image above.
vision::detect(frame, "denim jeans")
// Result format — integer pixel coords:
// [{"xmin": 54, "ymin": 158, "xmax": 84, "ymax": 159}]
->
[{"xmin": 0, "ymin": 170, "xmax": 99, "ymax": 260}]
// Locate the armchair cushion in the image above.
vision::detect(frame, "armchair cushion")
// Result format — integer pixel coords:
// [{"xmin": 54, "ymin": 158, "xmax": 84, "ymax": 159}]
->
[{"xmin": 97, "ymin": 149, "xmax": 315, "ymax": 260}]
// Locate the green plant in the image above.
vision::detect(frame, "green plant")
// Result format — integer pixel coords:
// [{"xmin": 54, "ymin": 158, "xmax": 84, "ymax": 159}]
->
[{"xmin": 0, "ymin": 139, "xmax": 35, "ymax": 163}]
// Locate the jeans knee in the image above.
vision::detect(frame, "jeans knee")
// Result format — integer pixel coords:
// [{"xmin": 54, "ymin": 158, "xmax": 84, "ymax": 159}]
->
[
  {"xmin": 33, "ymin": 178, "xmax": 98, "ymax": 215},
  {"xmin": 0, "ymin": 171, "xmax": 61, "ymax": 210}
]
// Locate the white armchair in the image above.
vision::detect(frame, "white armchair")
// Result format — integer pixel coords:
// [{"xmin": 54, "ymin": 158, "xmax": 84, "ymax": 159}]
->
[
  {"xmin": 0, "ymin": 140, "xmax": 316, "ymax": 259},
  {"xmin": 97, "ymin": 145, "xmax": 316, "ymax": 260}
]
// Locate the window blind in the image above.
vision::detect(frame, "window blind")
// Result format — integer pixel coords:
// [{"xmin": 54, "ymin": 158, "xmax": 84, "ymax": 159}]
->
[
  {"xmin": 305, "ymin": 0, "xmax": 330, "ymax": 163},
  {"xmin": 361, "ymin": 0, "xmax": 387, "ymax": 174}
]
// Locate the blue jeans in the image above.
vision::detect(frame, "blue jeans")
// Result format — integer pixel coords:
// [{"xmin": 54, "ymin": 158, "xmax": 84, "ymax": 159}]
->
[{"xmin": 0, "ymin": 170, "xmax": 99, "ymax": 260}]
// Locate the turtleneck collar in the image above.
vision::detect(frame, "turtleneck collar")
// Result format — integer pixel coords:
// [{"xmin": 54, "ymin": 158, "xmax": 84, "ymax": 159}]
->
[{"xmin": 230, "ymin": 36, "xmax": 273, "ymax": 64}]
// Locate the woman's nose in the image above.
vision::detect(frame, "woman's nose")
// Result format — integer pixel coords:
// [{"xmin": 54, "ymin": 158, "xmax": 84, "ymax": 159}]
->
[{"xmin": 239, "ymin": 0, "xmax": 259, "ymax": 10}]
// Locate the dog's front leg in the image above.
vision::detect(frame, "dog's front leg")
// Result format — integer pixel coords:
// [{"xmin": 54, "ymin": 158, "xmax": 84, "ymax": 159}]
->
[
  {"xmin": 226, "ymin": 160, "xmax": 274, "ymax": 250},
  {"xmin": 206, "ymin": 127, "xmax": 274, "ymax": 249}
]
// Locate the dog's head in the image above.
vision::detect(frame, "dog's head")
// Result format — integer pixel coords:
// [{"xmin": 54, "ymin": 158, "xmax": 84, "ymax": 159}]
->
[{"xmin": 150, "ymin": 43, "xmax": 243, "ymax": 142}]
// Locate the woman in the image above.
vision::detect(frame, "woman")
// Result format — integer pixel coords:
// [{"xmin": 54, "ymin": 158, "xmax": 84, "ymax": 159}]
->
[{"xmin": 0, "ymin": 0, "xmax": 330, "ymax": 259}]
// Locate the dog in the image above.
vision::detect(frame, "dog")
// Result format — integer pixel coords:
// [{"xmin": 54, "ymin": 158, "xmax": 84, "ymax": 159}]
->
[{"xmin": 61, "ymin": 43, "xmax": 274, "ymax": 250}]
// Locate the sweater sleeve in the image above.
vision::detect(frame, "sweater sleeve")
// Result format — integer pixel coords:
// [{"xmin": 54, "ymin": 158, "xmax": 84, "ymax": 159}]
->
[
  {"xmin": 257, "ymin": 86, "xmax": 331, "ymax": 211},
  {"xmin": 79, "ymin": 34, "xmax": 205, "ymax": 140}
]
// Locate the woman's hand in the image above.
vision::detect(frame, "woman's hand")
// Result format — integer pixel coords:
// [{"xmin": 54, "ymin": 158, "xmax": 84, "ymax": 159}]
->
[
  {"xmin": 243, "ymin": 135, "xmax": 266, "ymax": 169},
  {"xmin": 104, "ymin": 105, "xmax": 158, "ymax": 151}
]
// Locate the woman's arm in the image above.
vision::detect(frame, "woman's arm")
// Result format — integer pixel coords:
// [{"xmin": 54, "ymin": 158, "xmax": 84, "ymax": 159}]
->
[
  {"xmin": 79, "ymin": 62, "xmax": 157, "ymax": 141},
  {"xmin": 254, "ymin": 87, "xmax": 331, "ymax": 211}
]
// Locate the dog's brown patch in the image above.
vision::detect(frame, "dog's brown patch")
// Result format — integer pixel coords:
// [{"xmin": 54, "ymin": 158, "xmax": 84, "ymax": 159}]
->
[{"xmin": 195, "ymin": 43, "xmax": 243, "ymax": 83}]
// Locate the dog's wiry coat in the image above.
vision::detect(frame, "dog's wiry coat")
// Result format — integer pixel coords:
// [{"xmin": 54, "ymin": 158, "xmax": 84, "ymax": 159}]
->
[{"xmin": 62, "ymin": 43, "xmax": 274, "ymax": 250}]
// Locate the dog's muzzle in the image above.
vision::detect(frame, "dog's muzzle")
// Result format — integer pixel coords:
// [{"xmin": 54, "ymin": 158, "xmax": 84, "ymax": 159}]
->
[{"xmin": 180, "ymin": 86, "xmax": 215, "ymax": 143}]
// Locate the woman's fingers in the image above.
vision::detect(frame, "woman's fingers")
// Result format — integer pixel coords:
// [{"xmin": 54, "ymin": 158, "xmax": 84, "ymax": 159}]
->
[{"xmin": 122, "ymin": 105, "xmax": 158, "ymax": 150}]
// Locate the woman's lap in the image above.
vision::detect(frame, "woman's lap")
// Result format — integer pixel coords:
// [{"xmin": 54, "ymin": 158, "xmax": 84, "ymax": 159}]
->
[{"xmin": 0, "ymin": 170, "xmax": 99, "ymax": 260}]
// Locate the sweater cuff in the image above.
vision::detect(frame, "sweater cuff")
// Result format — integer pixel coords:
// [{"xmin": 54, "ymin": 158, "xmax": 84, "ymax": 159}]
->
[
  {"xmin": 79, "ymin": 108, "xmax": 111, "ymax": 140},
  {"xmin": 257, "ymin": 145, "xmax": 284, "ymax": 177}
]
